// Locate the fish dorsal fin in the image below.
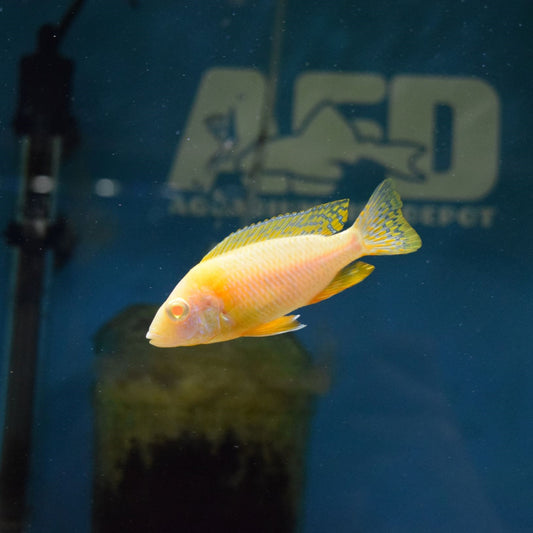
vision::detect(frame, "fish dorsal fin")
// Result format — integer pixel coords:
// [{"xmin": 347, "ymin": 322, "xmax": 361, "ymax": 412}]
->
[
  {"xmin": 308, "ymin": 261, "xmax": 374, "ymax": 305},
  {"xmin": 201, "ymin": 199, "xmax": 349, "ymax": 262}
]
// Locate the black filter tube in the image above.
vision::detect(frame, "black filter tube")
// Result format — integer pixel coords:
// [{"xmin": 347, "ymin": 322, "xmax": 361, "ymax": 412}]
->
[
  {"xmin": 0, "ymin": 136, "xmax": 62, "ymax": 533},
  {"xmin": 0, "ymin": 4, "xmax": 81, "ymax": 529}
]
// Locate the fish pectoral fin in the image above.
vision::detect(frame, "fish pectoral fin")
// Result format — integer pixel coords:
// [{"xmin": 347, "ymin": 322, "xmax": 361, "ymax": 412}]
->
[
  {"xmin": 243, "ymin": 315, "xmax": 306, "ymax": 337},
  {"xmin": 308, "ymin": 261, "xmax": 375, "ymax": 305}
]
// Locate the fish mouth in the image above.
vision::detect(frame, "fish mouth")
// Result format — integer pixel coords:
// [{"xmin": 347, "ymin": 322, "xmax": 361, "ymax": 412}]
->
[
  {"xmin": 146, "ymin": 330, "xmax": 161, "ymax": 344},
  {"xmin": 146, "ymin": 330, "xmax": 174, "ymax": 348}
]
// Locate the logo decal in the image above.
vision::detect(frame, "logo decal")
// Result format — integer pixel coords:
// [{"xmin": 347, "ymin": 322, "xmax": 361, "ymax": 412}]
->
[{"xmin": 167, "ymin": 68, "xmax": 500, "ymax": 228}]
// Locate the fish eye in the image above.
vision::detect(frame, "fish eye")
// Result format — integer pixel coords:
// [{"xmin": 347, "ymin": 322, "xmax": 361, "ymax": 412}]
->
[{"xmin": 166, "ymin": 298, "xmax": 189, "ymax": 321}]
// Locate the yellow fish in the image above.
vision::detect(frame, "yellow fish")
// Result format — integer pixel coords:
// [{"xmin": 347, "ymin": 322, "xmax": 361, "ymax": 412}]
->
[{"xmin": 147, "ymin": 179, "xmax": 421, "ymax": 347}]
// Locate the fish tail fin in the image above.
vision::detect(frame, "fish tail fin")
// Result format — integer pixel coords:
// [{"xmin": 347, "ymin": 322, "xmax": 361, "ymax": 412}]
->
[{"xmin": 353, "ymin": 179, "xmax": 421, "ymax": 256}]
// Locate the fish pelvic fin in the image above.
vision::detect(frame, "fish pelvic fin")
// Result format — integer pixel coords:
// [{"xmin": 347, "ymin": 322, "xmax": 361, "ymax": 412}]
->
[
  {"xmin": 354, "ymin": 179, "xmax": 421, "ymax": 255},
  {"xmin": 308, "ymin": 261, "xmax": 374, "ymax": 305},
  {"xmin": 242, "ymin": 315, "xmax": 306, "ymax": 337}
]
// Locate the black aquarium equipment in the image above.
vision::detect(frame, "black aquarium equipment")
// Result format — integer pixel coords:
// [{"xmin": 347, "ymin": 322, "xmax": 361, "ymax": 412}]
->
[{"xmin": 0, "ymin": 1, "xmax": 83, "ymax": 530}]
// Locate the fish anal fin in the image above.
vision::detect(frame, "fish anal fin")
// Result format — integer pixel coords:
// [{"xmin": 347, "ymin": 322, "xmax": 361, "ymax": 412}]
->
[
  {"xmin": 200, "ymin": 199, "xmax": 349, "ymax": 262},
  {"xmin": 243, "ymin": 315, "xmax": 306, "ymax": 337},
  {"xmin": 308, "ymin": 261, "xmax": 374, "ymax": 305}
]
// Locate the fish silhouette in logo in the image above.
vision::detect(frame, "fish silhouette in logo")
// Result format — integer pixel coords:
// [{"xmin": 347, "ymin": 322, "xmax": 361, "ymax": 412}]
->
[{"xmin": 237, "ymin": 104, "xmax": 426, "ymax": 192}]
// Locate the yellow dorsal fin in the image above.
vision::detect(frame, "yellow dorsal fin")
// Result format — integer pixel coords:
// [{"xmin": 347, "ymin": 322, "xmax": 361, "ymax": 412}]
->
[
  {"xmin": 201, "ymin": 199, "xmax": 349, "ymax": 262},
  {"xmin": 308, "ymin": 261, "xmax": 375, "ymax": 305},
  {"xmin": 243, "ymin": 315, "xmax": 306, "ymax": 337}
]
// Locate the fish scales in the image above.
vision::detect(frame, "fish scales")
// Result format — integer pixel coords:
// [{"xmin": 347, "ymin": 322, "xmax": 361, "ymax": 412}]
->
[{"xmin": 210, "ymin": 232, "xmax": 357, "ymax": 326}]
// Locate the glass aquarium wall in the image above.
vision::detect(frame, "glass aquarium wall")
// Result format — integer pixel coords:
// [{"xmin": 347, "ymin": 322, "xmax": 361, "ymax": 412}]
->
[{"xmin": 0, "ymin": 1, "xmax": 531, "ymax": 532}]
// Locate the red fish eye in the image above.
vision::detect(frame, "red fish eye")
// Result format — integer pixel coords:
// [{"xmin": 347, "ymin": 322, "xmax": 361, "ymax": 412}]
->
[
  {"xmin": 166, "ymin": 298, "xmax": 189, "ymax": 321},
  {"xmin": 171, "ymin": 303, "xmax": 184, "ymax": 315}
]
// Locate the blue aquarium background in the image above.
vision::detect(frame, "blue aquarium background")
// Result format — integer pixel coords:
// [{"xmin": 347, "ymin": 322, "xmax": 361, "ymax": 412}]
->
[{"xmin": 0, "ymin": 1, "xmax": 532, "ymax": 532}]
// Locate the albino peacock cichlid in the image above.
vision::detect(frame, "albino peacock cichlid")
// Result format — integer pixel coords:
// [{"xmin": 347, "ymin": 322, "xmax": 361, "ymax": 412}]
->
[{"xmin": 146, "ymin": 179, "xmax": 421, "ymax": 347}]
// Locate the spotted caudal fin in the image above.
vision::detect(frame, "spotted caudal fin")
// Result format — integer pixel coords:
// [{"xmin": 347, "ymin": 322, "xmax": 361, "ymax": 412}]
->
[{"xmin": 354, "ymin": 179, "xmax": 421, "ymax": 255}]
